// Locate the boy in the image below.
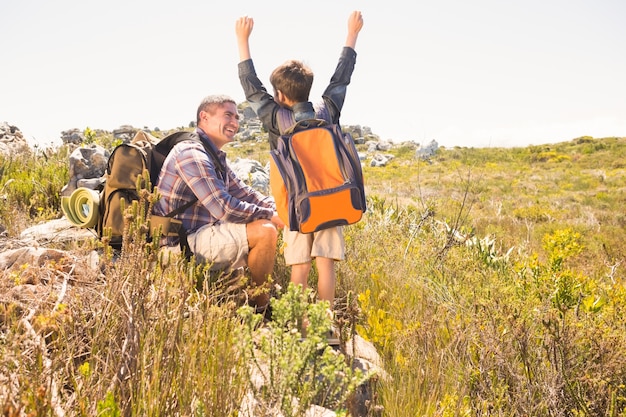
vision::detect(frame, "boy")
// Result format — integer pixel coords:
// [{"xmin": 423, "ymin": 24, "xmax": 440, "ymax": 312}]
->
[{"xmin": 235, "ymin": 11, "xmax": 364, "ymax": 313}]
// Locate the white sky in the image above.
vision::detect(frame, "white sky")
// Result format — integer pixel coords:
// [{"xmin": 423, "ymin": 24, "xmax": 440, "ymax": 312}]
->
[{"xmin": 1, "ymin": 0, "xmax": 625, "ymax": 149}]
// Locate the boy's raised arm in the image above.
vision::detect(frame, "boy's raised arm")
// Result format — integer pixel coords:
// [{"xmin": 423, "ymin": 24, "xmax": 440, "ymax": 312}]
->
[
  {"xmin": 345, "ymin": 10, "xmax": 364, "ymax": 50},
  {"xmin": 235, "ymin": 16, "xmax": 254, "ymax": 62}
]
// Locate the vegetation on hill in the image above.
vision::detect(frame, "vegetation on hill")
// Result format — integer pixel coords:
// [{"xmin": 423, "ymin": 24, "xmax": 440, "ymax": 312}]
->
[{"xmin": 1, "ymin": 131, "xmax": 626, "ymax": 415}]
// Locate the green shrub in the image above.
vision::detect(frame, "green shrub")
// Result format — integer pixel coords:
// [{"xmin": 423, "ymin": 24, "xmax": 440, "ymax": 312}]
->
[{"xmin": 238, "ymin": 283, "xmax": 371, "ymax": 415}]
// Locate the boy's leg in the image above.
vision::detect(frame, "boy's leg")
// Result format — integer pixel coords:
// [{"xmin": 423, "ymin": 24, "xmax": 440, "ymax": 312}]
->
[
  {"xmin": 291, "ymin": 262, "xmax": 312, "ymax": 289},
  {"xmin": 315, "ymin": 257, "xmax": 336, "ymax": 305},
  {"xmin": 284, "ymin": 229, "xmax": 314, "ymax": 290},
  {"xmin": 315, "ymin": 257, "xmax": 340, "ymax": 346},
  {"xmin": 309, "ymin": 227, "xmax": 344, "ymax": 306}
]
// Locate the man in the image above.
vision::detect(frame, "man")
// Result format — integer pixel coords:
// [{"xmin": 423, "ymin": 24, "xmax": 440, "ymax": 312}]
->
[{"xmin": 154, "ymin": 94, "xmax": 283, "ymax": 308}]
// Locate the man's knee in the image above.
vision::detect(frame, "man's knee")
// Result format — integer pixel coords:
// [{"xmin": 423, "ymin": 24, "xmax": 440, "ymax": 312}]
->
[
  {"xmin": 247, "ymin": 219, "xmax": 278, "ymax": 247},
  {"xmin": 261, "ymin": 219, "xmax": 278, "ymax": 240}
]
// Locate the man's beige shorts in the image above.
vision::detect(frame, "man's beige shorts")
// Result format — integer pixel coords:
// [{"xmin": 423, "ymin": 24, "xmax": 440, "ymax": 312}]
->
[
  {"xmin": 283, "ymin": 226, "xmax": 345, "ymax": 265},
  {"xmin": 187, "ymin": 222, "xmax": 248, "ymax": 271}
]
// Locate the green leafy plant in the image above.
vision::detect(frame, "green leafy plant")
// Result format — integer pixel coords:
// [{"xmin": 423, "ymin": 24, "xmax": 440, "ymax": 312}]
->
[
  {"xmin": 96, "ymin": 392, "xmax": 121, "ymax": 417},
  {"xmin": 83, "ymin": 127, "xmax": 96, "ymax": 144},
  {"xmin": 238, "ymin": 283, "xmax": 371, "ymax": 416},
  {"xmin": 356, "ymin": 286, "xmax": 402, "ymax": 350}
]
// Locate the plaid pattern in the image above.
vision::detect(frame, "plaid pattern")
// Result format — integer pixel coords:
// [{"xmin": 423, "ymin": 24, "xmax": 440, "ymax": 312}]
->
[{"xmin": 153, "ymin": 128, "xmax": 275, "ymax": 245}]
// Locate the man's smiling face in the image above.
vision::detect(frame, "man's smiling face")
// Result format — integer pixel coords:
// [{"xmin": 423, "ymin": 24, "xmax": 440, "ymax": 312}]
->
[{"xmin": 199, "ymin": 102, "xmax": 240, "ymax": 149}]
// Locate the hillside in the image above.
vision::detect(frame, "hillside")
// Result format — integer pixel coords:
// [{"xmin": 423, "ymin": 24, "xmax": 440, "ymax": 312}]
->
[
  {"xmin": 1, "ymin": 133, "xmax": 626, "ymax": 416},
  {"xmin": 363, "ymin": 135, "xmax": 626, "ymax": 279}
]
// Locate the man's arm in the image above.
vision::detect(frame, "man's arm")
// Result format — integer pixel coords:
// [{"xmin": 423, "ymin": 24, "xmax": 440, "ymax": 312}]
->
[{"xmin": 177, "ymin": 144, "xmax": 273, "ymax": 224}]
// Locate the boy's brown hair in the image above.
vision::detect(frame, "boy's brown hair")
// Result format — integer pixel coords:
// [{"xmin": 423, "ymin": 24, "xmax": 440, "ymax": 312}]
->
[{"xmin": 270, "ymin": 60, "xmax": 314, "ymax": 103}]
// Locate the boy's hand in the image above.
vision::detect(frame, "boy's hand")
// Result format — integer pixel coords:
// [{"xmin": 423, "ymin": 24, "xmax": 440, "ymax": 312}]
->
[
  {"xmin": 236, "ymin": 16, "xmax": 254, "ymax": 61},
  {"xmin": 235, "ymin": 16, "xmax": 254, "ymax": 40},
  {"xmin": 345, "ymin": 11, "xmax": 363, "ymax": 49},
  {"xmin": 348, "ymin": 10, "xmax": 363, "ymax": 34}
]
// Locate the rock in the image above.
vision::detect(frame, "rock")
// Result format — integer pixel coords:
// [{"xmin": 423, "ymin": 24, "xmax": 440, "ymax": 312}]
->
[
  {"xmin": 376, "ymin": 142, "xmax": 393, "ymax": 152},
  {"xmin": 229, "ymin": 157, "xmax": 270, "ymax": 195},
  {"xmin": 19, "ymin": 217, "xmax": 97, "ymax": 244},
  {"xmin": 0, "ymin": 247, "xmax": 68, "ymax": 271},
  {"xmin": 61, "ymin": 128, "xmax": 85, "ymax": 145},
  {"xmin": 0, "ymin": 122, "xmax": 31, "ymax": 157},
  {"xmin": 112, "ymin": 125, "xmax": 138, "ymax": 143},
  {"xmin": 370, "ymin": 154, "xmax": 394, "ymax": 167},
  {"xmin": 242, "ymin": 106, "xmax": 258, "ymax": 121},
  {"xmin": 61, "ymin": 145, "xmax": 109, "ymax": 196},
  {"xmin": 417, "ymin": 139, "xmax": 439, "ymax": 160},
  {"xmin": 78, "ymin": 177, "xmax": 106, "ymax": 190}
]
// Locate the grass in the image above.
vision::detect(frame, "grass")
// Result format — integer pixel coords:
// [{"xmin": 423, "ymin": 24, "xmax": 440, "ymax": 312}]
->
[{"xmin": 2, "ymin": 131, "xmax": 626, "ymax": 415}]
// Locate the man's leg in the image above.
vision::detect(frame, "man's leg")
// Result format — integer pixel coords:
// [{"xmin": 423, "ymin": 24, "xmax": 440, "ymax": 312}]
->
[{"xmin": 246, "ymin": 219, "xmax": 278, "ymax": 306}]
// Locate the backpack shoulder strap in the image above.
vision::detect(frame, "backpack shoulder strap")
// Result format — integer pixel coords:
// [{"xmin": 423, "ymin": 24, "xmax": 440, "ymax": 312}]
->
[
  {"xmin": 285, "ymin": 118, "xmax": 329, "ymax": 135},
  {"xmin": 198, "ymin": 135, "xmax": 226, "ymax": 176},
  {"xmin": 154, "ymin": 131, "xmax": 227, "ymax": 218},
  {"xmin": 165, "ymin": 197, "xmax": 197, "ymax": 218},
  {"xmin": 153, "ymin": 131, "xmax": 226, "ymax": 180}
]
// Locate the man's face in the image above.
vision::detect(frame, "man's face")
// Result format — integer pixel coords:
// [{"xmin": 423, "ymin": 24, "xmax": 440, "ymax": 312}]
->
[{"xmin": 200, "ymin": 102, "xmax": 240, "ymax": 148}]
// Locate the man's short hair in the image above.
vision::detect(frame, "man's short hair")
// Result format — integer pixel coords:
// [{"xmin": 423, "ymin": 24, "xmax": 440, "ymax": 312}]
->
[{"xmin": 196, "ymin": 95, "xmax": 236, "ymax": 124}]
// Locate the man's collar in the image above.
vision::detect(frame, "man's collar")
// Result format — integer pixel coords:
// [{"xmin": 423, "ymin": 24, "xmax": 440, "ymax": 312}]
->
[{"xmin": 195, "ymin": 127, "xmax": 222, "ymax": 155}]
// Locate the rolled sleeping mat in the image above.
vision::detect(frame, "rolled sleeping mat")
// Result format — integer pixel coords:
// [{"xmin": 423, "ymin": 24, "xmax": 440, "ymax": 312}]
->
[{"xmin": 61, "ymin": 187, "xmax": 100, "ymax": 228}]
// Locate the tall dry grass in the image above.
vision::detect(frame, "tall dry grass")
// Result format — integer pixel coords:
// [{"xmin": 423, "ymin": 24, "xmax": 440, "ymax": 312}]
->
[{"xmin": 3, "ymin": 135, "xmax": 626, "ymax": 415}]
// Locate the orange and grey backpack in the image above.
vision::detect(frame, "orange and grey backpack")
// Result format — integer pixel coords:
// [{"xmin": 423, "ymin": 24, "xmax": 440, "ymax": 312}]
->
[{"xmin": 269, "ymin": 119, "xmax": 366, "ymax": 233}]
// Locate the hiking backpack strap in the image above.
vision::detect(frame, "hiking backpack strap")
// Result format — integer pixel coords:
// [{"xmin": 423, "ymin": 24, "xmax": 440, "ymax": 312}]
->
[
  {"xmin": 152, "ymin": 131, "xmax": 226, "ymax": 184},
  {"xmin": 152, "ymin": 130, "xmax": 226, "ymax": 217},
  {"xmin": 150, "ymin": 131, "xmax": 227, "ymax": 257},
  {"xmin": 285, "ymin": 118, "xmax": 328, "ymax": 135}
]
